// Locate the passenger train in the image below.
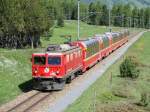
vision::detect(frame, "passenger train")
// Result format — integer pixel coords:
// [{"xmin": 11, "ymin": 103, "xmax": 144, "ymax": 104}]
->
[{"xmin": 31, "ymin": 30, "xmax": 129, "ymax": 90}]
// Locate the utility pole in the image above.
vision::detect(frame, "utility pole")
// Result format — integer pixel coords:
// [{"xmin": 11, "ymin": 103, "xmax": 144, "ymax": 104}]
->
[
  {"xmin": 149, "ymin": 18, "xmax": 150, "ymax": 29},
  {"xmin": 77, "ymin": 0, "xmax": 80, "ymax": 40},
  {"xmin": 108, "ymin": 2, "xmax": 111, "ymax": 32},
  {"xmin": 129, "ymin": 17, "xmax": 132, "ymax": 28},
  {"xmin": 142, "ymin": 11, "xmax": 145, "ymax": 28},
  {"xmin": 133, "ymin": 18, "xmax": 135, "ymax": 28},
  {"xmin": 109, "ymin": 9, "xmax": 111, "ymax": 32},
  {"xmin": 122, "ymin": 14, "xmax": 124, "ymax": 28}
]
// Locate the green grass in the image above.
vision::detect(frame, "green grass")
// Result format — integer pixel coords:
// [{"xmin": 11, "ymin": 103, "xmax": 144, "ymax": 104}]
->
[
  {"xmin": 65, "ymin": 31, "xmax": 150, "ymax": 112},
  {"xmin": 0, "ymin": 49, "xmax": 43, "ymax": 105},
  {"xmin": 41, "ymin": 20, "xmax": 140, "ymax": 47},
  {"xmin": 0, "ymin": 20, "xmax": 142, "ymax": 106}
]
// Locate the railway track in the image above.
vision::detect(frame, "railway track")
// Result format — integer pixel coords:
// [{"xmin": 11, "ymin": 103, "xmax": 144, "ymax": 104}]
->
[{"xmin": 6, "ymin": 92, "xmax": 52, "ymax": 112}]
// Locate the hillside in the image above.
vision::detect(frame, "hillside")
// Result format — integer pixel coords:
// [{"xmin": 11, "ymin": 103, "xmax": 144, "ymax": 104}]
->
[{"xmin": 81, "ymin": 0, "xmax": 150, "ymax": 8}]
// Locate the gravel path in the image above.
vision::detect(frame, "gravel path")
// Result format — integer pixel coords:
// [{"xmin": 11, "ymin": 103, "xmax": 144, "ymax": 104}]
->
[
  {"xmin": 48, "ymin": 31, "xmax": 145, "ymax": 112},
  {"xmin": 0, "ymin": 31, "xmax": 146, "ymax": 112}
]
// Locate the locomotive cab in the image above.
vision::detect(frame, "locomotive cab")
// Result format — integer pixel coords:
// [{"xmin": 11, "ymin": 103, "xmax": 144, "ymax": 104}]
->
[
  {"xmin": 32, "ymin": 53, "xmax": 63, "ymax": 78},
  {"xmin": 32, "ymin": 52, "xmax": 65, "ymax": 90}
]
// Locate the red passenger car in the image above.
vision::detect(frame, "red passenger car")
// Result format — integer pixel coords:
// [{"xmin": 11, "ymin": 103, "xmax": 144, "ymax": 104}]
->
[
  {"xmin": 94, "ymin": 34, "xmax": 112, "ymax": 58},
  {"xmin": 71, "ymin": 39, "xmax": 100, "ymax": 72},
  {"xmin": 31, "ymin": 44, "xmax": 82, "ymax": 90}
]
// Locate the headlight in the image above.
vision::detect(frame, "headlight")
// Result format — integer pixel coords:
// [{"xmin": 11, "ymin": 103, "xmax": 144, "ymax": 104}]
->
[
  {"xmin": 44, "ymin": 67, "xmax": 49, "ymax": 73},
  {"xmin": 56, "ymin": 71, "xmax": 59, "ymax": 75},
  {"xmin": 34, "ymin": 70, "xmax": 38, "ymax": 73},
  {"xmin": 34, "ymin": 68, "xmax": 38, "ymax": 73},
  {"xmin": 51, "ymin": 72, "xmax": 56, "ymax": 76}
]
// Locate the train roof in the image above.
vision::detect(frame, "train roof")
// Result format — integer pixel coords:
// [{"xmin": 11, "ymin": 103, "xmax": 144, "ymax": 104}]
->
[
  {"xmin": 46, "ymin": 44, "xmax": 80, "ymax": 53},
  {"xmin": 95, "ymin": 34, "xmax": 103, "ymax": 37},
  {"xmin": 84, "ymin": 38, "xmax": 98, "ymax": 44}
]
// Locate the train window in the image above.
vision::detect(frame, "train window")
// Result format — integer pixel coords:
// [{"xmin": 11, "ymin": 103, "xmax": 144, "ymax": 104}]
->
[
  {"xmin": 73, "ymin": 53, "xmax": 75, "ymax": 59},
  {"xmin": 74, "ymin": 52, "xmax": 76, "ymax": 58},
  {"xmin": 102, "ymin": 36, "xmax": 109, "ymax": 48},
  {"xmin": 66, "ymin": 55, "xmax": 69, "ymax": 63},
  {"xmin": 112, "ymin": 33, "xmax": 119, "ymax": 43},
  {"xmin": 70, "ymin": 54, "xmax": 73, "ymax": 61},
  {"xmin": 48, "ymin": 57, "xmax": 61, "ymax": 65},
  {"xmin": 76, "ymin": 52, "xmax": 78, "ymax": 58},
  {"xmin": 76, "ymin": 52, "xmax": 78, "ymax": 57},
  {"xmin": 73, "ymin": 53, "xmax": 76, "ymax": 59},
  {"xmin": 86, "ymin": 40, "xmax": 99, "ymax": 58},
  {"xmin": 34, "ymin": 56, "xmax": 46, "ymax": 65},
  {"xmin": 78, "ymin": 51, "xmax": 80, "ymax": 57}
]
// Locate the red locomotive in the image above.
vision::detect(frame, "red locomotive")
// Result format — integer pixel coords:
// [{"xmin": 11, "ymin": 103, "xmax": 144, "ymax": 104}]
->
[{"xmin": 31, "ymin": 30, "xmax": 129, "ymax": 90}]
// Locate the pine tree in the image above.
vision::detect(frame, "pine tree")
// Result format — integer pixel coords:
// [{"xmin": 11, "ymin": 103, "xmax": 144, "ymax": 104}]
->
[
  {"xmin": 123, "ymin": 4, "xmax": 132, "ymax": 27},
  {"xmin": 100, "ymin": 5, "xmax": 109, "ymax": 26},
  {"xmin": 144, "ymin": 8, "xmax": 150, "ymax": 29},
  {"xmin": 88, "ymin": 2, "xmax": 97, "ymax": 25},
  {"xmin": 113, "ymin": 4, "xmax": 124, "ymax": 27},
  {"xmin": 57, "ymin": 16, "xmax": 64, "ymax": 27},
  {"xmin": 132, "ymin": 7, "xmax": 139, "ymax": 28}
]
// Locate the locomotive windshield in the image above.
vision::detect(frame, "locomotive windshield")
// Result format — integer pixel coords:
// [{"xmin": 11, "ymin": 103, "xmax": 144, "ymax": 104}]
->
[
  {"xmin": 34, "ymin": 56, "xmax": 46, "ymax": 65},
  {"xmin": 48, "ymin": 57, "xmax": 61, "ymax": 65}
]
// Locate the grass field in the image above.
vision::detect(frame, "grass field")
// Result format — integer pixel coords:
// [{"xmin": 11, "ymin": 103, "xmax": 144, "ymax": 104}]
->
[
  {"xmin": 65, "ymin": 31, "xmax": 150, "ymax": 112},
  {"xmin": 0, "ymin": 20, "xmax": 142, "ymax": 106},
  {"xmin": 41, "ymin": 20, "xmax": 131, "ymax": 47},
  {"xmin": 0, "ymin": 49, "xmax": 40, "ymax": 105}
]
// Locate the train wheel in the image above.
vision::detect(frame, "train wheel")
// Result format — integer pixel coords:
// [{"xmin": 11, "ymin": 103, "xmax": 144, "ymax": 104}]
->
[
  {"xmin": 66, "ymin": 76, "xmax": 72, "ymax": 84},
  {"xmin": 75, "ymin": 72, "xmax": 79, "ymax": 77},
  {"xmin": 78, "ymin": 70, "xmax": 83, "ymax": 75}
]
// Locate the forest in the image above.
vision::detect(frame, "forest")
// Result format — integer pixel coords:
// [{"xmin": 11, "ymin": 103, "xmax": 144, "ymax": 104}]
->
[{"xmin": 0, "ymin": 0, "xmax": 150, "ymax": 48}]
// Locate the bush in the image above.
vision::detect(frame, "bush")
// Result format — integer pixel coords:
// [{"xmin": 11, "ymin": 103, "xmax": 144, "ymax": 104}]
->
[
  {"xmin": 136, "ymin": 92, "xmax": 149, "ymax": 107},
  {"xmin": 120, "ymin": 56, "xmax": 140, "ymax": 79},
  {"xmin": 57, "ymin": 16, "xmax": 64, "ymax": 27},
  {"xmin": 44, "ymin": 29, "xmax": 53, "ymax": 41}
]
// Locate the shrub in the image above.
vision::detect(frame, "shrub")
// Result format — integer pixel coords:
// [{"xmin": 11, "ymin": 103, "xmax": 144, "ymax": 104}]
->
[
  {"xmin": 120, "ymin": 56, "xmax": 140, "ymax": 79},
  {"xmin": 44, "ymin": 29, "xmax": 53, "ymax": 41},
  {"xmin": 57, "ymin": 16, "xmax": 64, "ymax": 27},
  {"xmin": 136, "ymin": 92, "xmax": 149, "ymax": 107}
]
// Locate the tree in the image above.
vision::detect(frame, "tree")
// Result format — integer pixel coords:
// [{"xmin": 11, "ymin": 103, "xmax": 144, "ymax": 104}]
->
[
  {"xmin": 99, "ymin": 5, "xmax": 109, "ymax": 26},
  {"xmin": 112, "ymin": 4, "xmax": 124, "ymax": 27},
  {"xmin": 95, "ymin": 1, "xmax": 102, "ymax": 25},
  {"xmin": 88, "ymin": 2, "xmax": 97, "ymax": 25},
  {"xmin": 144, "ymin": 8, "xmax": 150, "ymax": 29},
  {"xmin": 138, "ymin": 9, "xmax": 145, "ymax": 28},
  {"xmin": 132, "ymin": 7, "xmax": 139, "ymax": 28},
  {"xmin": 123, "ymin": 4, "xmax": 132, "ymax": 27},
  {"xmin": 0, "ymin": 0, "xmax": 53, "ymax": 48},
  {"xmin": 57, "ymin": 16, "xmax": 64, "ymax": 27},
  {"xmin": 71, "ymin": 4, "xmax": 77, "ymax": 20}
]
